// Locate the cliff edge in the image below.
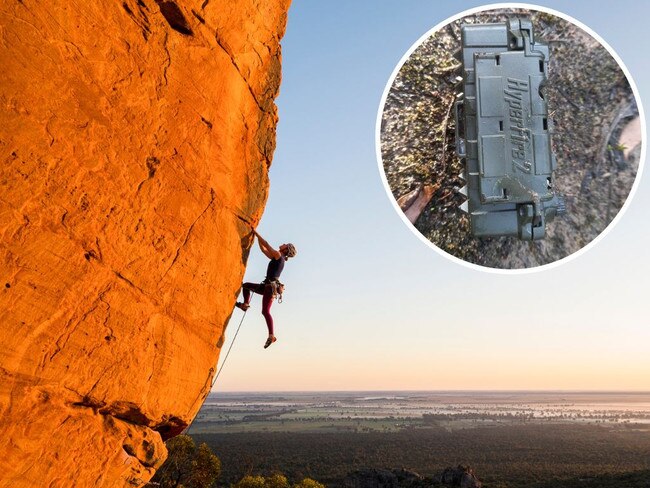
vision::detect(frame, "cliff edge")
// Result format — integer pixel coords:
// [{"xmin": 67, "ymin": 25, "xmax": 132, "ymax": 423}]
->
[{"xmin": 0, "ymin": 0, "xmax": 290, "ymax": 486}]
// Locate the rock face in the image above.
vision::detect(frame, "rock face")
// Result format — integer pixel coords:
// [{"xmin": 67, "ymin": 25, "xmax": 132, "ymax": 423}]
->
[{"xmin": 0, "ymin": 1, "xmax": 290, "ymax": 486}]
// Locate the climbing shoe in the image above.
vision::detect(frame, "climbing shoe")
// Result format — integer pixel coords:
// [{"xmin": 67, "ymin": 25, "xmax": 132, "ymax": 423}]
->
[
  {"xmin": 264, "ymin": 335, "xmax": 277, "ymax": 349},
  {"xmin": 235, "ymin": 302, "xmax": 250, "ymax": 311}
]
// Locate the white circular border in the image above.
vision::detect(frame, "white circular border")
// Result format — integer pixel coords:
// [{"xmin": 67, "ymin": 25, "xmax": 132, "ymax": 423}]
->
[{"xmin": 375, "ymin": 2, "xmax": 647, "ymax": 275}]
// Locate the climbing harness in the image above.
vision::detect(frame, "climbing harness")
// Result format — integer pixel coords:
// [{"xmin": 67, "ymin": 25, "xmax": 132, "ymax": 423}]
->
[{"xmin": 263, "ymin": 278, "xmax": 285, "ymax": 303}]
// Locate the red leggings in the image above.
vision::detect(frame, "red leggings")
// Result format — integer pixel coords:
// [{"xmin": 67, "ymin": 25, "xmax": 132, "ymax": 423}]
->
[{"xmin": 242, "ymin": 282, "xmax": 274, "ymax": 335}]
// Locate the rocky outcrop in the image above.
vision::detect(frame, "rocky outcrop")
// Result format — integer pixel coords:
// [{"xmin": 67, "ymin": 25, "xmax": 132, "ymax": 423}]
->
[
  {"xmin": 341, "ymin": 466, "xmax": 482, "ymax": 488},
  {"xmin": 0, "ymin": 0, "xmax": 290, "ymax": 486},
  {"xmin": 437, "ymin": 466, "xmax": 482, "ymax": 488}
]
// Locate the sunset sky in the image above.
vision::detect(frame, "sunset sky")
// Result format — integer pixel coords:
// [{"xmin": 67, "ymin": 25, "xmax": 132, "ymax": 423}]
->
[{"xmin": 214, "ymin": 1, "xmax": 649, "ymax": 392}]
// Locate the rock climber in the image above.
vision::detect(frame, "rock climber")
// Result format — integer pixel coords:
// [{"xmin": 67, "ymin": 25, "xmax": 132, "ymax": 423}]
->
[{"xmin": 236, "ymin": 229, "xmax": 297, "ymax": 349}]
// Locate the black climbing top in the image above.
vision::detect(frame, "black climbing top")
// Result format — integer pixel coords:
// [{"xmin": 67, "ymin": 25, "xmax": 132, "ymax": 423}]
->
[{"xmin": 265, "ymin": 257, "xmax": 285, "ymax": 280}]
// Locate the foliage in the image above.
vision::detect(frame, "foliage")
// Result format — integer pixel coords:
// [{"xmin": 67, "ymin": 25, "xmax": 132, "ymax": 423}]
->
[
  {"xmin": 266, "ymin": 474, "xmax": 290, "ymax": 488},
  {"xmin": 232, "ymin": 475, "xmax": 268, "ymax": 488},
  {"xmin": 151, "ymin": 435, "xmax": 221, "ymax": 488},
  {"xmin": 292, "ymin": 478, "xmax": 326, "ymax": 488},
  {"xmin": 195, "ymin": 423, "xmax": 650, "ymax": 487},
  {"xmin": 232, "ymin": 474, "xmax": 324, "ymax": 488}
]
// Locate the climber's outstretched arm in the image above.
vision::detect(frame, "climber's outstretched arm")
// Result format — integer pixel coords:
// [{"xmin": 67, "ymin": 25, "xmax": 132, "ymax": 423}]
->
[{"xmin": 254, "ymin": 230, "xmax": 281, "ymax": 260}]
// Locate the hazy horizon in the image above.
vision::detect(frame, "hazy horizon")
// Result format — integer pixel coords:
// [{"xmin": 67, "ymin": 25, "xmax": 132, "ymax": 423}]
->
[{"xmin": 208, "ymin": 389, "xmax": 650, "ymax": 395}]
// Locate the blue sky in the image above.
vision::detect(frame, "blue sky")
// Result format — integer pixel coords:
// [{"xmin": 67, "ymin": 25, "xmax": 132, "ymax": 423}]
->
[{"xmin": 215, "ymin": 1, "xmax": 650, "ymax": 391}]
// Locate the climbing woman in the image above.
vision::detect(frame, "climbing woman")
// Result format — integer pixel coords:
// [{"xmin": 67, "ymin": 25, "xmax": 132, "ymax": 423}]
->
[{"xmin": 236, "ymin": 230, "xmax": 297, "ymax": 349}]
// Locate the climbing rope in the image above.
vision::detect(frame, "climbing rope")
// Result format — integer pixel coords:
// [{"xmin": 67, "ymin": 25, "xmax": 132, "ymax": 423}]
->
[
  {"xmin": 212, "ymin": 309, "xmax": 247, "ymax": 387},
  {"xmin": 185, "ymin": 310, "xmax": 248, "ymax": 435}
]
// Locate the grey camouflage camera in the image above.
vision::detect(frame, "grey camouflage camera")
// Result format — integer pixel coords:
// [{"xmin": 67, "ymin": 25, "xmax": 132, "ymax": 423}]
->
[{"xmin": 455, "ymin": 18, "xmax": 566, "ymax": 240}]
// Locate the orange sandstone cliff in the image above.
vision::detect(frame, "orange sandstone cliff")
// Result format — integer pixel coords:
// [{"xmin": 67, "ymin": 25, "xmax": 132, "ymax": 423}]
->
[{"xmin": 0, "ymin": 0, "xmax": 291, "ymax": 486}]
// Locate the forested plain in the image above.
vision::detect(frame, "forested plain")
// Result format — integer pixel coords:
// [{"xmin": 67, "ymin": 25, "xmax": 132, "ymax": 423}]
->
[{"xmin": 192, "ymin": 424, "xmax": 650, "ymax": 487}]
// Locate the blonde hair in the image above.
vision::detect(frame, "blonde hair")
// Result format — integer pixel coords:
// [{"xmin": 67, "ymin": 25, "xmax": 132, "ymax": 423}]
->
[{"xmin": 284, "ymin": 243, "xmax": 297, "ymax": 259}]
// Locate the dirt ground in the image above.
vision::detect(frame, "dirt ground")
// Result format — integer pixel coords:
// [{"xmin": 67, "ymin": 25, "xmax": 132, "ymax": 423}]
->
[{"xmin": 380, "ymin": 9, "xmax": 641, "ymax": 269}]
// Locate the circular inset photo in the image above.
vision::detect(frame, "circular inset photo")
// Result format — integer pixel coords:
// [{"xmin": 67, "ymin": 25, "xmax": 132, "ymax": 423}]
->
[{"xmin": 377, "ymin": 4, "xmax": 644, "ymax": 271}]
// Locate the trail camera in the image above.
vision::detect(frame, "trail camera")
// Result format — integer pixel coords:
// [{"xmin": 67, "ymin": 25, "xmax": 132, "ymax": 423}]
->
[{"xmin": 454, "ymin": 18, "xmax": 565, "ymax": 240}]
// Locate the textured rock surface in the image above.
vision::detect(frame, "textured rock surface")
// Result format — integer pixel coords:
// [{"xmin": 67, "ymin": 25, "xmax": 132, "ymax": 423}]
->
[{"xmin": 0, "ymin": 0, "xmax": 290, "ymax": 486}]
